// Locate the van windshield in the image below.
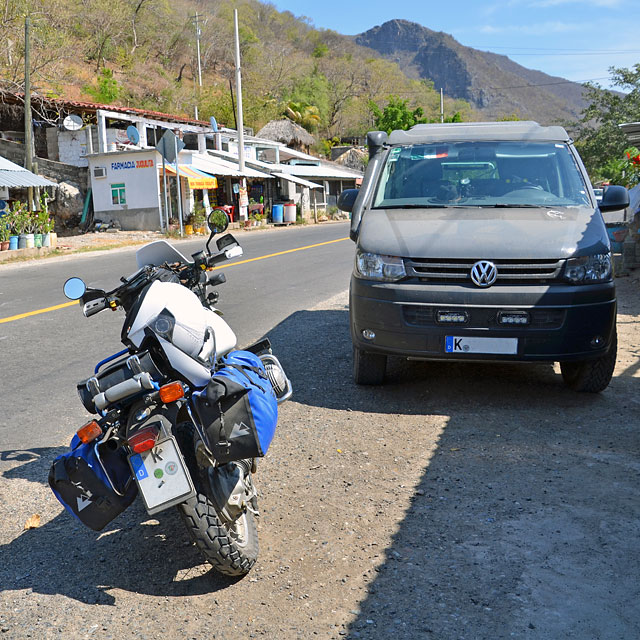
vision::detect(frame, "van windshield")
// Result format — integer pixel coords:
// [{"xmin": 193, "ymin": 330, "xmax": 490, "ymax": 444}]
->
[{"xmin": 372, "ymin": 141, "xmax": 591, "ymax": 208}]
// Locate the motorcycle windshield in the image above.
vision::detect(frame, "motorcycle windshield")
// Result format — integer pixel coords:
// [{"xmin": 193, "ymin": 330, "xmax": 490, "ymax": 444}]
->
[{"xmin": 136, "ymin": 240, "xmax": 193, "ymax": 268}]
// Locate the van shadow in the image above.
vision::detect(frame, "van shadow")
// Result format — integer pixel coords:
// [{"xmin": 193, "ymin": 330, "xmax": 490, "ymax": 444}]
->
[
  {"xmin": 262, "ymin": 305, "xmax": 638, "ymax": 637},
  {"xmin": 0, "ymin": 448, "xmax": 240, "ymax": 604}
]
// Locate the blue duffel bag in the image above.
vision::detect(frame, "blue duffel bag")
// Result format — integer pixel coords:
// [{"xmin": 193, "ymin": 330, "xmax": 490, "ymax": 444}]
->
[
  {"xmin": 192, "ymin": 350, "xmax": 278, "ymax": 464},
  {"xmin": 48, "ymin": 434, "xmax": 138, "ymax": 531}
]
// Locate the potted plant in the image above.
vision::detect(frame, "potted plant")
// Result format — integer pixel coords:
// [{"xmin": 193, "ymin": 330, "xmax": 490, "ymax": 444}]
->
[
  {"xmin": 38, "ymin": 194, "xmax": 56, "ymax": 247},
  {"xmin": 23, "ymin": 208, "xmax": 38, "ymax": 248},
  {"xmin": 11, "ymin": 202, "xmax": 29, "ymax": 249},
  {"xmin": 0, "ymin": 215, "xmax": 9, "ymax": 250},
  {"xmin": 6, "ymin": 207, "xmax": 18, "ymax": 250},
  {"xmin": 190, "ymin": 203, "xmax": 207, "ymax": 234}
]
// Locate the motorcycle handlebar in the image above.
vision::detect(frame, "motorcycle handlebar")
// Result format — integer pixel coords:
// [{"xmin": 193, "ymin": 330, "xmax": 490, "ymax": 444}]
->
[
  {"xmin": 206, "ymin": 271, "xmax": 226, "ymax": 286},
  {"xmin": 205, "ymin": 244, "xmax": 243, "ymax": 268},
  {"xmin": 83, "ymin": 297, "xmax": 109, "ymax": 317}
]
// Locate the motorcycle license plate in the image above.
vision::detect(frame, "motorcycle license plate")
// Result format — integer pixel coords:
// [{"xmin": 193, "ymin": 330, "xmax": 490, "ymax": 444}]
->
[
  {"xmin": 445, "ymin": 336, "xmax": 518, "ymax": 355},
  {"xmin": 129, "ymin": 436, "xmax": 195, "ymax": 515}
]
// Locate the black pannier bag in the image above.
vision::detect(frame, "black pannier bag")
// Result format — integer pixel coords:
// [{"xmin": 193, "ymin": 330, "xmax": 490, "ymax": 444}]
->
[
  {"xmin": 192, "ymin": 351, "xmax": 278, "ymax": 464},
  {"xmin": 48, "ymin": 435, "xmax": 138, "ymax": 531}
]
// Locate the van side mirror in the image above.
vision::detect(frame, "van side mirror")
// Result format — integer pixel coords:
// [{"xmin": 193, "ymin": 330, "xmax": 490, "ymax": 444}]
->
[
  {"xmin": 338, "ymin": 189, "xmax": 359, "ymax": 213},
  {"xmin": 599, "ymin": 185, "xmax": 629, "ymax": 213}
]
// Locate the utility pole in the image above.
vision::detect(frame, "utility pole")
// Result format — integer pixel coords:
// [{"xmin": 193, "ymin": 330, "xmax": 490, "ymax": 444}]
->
[
  {"xmin": 440, "ymin": 88, "xmax": 444, "ymax": 124},
  {"xmin": 24, "ymin": 15, "xmax": 34, "ymax": 210},
  {"xmin": 192, "ymin": 13, "xmax": 203, "ymax": 120},
  {"xmin": 234, "ymin": 8, "xmax": 247, "ymax": 221}
]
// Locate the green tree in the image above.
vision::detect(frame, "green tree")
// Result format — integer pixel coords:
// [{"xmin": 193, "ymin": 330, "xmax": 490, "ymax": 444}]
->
[
  {"xmin": 84, "ymin": 68, "xmax": 121, "ymax": 103},
  {"xmin": 285, "ymin": 101, "xmax": 321, "ymax": 131},
  {"xmin": 370, "ymin": 96, "xmax": 428, "ymax": 133},
  {"xmin": 575, "ymin": 64, "xmax": 640, "ymax": 179}
]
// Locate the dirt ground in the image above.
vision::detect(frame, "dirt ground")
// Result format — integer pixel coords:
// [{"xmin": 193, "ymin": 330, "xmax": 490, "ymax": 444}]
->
[{"xmin": 1, "ymin": 272, "xmax": 639, "ymax": 639}]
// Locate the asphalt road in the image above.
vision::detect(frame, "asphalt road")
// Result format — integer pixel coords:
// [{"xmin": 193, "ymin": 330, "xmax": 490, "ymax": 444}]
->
[
  {"xmin": 0, "ymin": 222, "xmax": 354, "ymax": 451},
  {"xmin": 1, "ymin": 224, "xmax": 639, "ymax": 639}
]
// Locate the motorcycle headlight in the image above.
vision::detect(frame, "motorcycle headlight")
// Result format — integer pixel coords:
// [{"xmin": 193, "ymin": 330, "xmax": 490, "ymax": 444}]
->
[
  {"xmin": 355, "ymin": 250, "xmax": 406, "ymax": 282},
  {"xmin": 564, "ymin": 253, "xmax": 612, "ymax": 284},
  {"xmin": 153, "ymin": 309, "xmax": 176, "ymax": 339}
]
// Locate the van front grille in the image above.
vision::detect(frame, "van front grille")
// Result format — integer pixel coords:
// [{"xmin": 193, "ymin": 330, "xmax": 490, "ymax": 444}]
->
[{"xmin": 405, "ymin": 257, "xmax": 564, "ymax": 284}]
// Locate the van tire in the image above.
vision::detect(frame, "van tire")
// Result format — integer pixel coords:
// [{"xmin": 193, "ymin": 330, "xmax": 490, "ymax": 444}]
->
[
  {"xmin": 353, "ymin": 346, "xmax": 387, "ymax": 385},
  {"xmin": 560, "ymin": 332, "xmax": 617, "ymax": 393}
]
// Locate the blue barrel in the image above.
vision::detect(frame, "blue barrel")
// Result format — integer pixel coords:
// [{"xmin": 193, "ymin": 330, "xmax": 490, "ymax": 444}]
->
[
  {"xmin": 9, "ymin": 235, "xmax": 18, "ymax": 250},
  {"xmin": 272, "ymin": 204, "xmax": 283, "ymax": 223}
]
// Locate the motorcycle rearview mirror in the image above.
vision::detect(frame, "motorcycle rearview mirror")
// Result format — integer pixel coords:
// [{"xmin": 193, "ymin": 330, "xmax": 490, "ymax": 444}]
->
[
  {"xmin": 206, "ymin": 209, "xmax": 230, "ymax": 255},
  {"xmin": 63, "ymin": 277, "xmax": 87, "ymax": 300}
]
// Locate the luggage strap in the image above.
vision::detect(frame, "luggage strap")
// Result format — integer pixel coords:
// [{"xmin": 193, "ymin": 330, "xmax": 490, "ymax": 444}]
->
[{"xmin": 224, "ymin": 363, "xmax": 268, "ymax": 394}]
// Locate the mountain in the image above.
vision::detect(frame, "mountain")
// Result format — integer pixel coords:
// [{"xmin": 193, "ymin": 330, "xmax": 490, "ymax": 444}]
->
[{"xmin": 355, "ymin": 19, "xmax": 588, "ymax": 125}]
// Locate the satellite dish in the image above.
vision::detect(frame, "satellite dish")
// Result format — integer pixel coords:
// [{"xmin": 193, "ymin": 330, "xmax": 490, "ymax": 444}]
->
[
  {"xmin": 210, "ymin": 116, "xmax": 218, "ymax": 133},
  {"xmin": 63, "ymin": 114, "xmax": 83, "ymax": 131},
  {"xmin": 126, "ymin": 125, "xmax": 141, "ymax": 145}
]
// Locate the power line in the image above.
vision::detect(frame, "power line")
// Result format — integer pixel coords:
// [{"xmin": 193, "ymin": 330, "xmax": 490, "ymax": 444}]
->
[
  {"xmin": 472, "ymin": 45, "xmax": 640, "ymax": 54},
  {"xmin": 487, "ymin": 77, "xmax": 611, "ymax": 90}
]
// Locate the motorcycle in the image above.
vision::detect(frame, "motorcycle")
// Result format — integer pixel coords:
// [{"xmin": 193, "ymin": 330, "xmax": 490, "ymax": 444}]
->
[{"xmin": 49, "ymin": 211, "xmax": 291, "ymax": 577}]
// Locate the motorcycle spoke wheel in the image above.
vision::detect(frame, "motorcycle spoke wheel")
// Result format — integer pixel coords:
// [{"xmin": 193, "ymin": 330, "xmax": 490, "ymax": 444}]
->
[{"xmin": 175, "ymin": 422, "xmax": 258, "ymax": 577}]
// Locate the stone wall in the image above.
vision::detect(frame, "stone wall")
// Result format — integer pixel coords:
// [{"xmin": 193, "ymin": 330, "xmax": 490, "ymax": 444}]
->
[{"xmin": 0, "ymin": 138, "xmax": 88, "ymax": 187}]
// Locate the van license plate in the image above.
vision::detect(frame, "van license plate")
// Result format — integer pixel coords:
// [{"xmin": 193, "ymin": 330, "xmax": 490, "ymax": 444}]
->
[
  {"xmin": 445, "ymin": 336, "xmax": 518, "ymax": 355},
  {"xmin": 129, "ymin": 436, "xmax": 195, "ymax": 515}
]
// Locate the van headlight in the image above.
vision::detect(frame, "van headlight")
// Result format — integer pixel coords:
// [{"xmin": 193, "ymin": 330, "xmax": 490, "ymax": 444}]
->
[
  {"xmin": 355, "ymin": 250, "xmax": 406, "ymax": 281},
  {"xmin": 564, "ymin": 253, "xmax": 612, "ymax": 283}
]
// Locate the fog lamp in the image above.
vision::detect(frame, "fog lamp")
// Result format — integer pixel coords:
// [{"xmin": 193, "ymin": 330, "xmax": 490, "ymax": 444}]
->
[
  {"xmin": 437, "ymin": 310, "xmax": 468, "ymax": 324},
  {"xmin": 498, "ymin": 311, "xmax": 530, "ymax": 325},
  {"xmin": 590, "ymin": 336, "xmax": 604, "ymax": 348},
  {"xmin": 362, "ymin": 329, "xmax": 376, "ymax": 340}
]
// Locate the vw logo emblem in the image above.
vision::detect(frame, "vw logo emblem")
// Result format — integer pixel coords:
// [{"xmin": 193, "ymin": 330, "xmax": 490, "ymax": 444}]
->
[{"xmin": 470, "ymin": 260, "xmax": 498, "ymax": 287}]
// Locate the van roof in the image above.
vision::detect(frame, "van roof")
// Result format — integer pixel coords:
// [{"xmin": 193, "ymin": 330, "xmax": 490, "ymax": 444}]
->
[{"xmin": 387, "ymin": 121, "xmax": 570, "ymax": 145}]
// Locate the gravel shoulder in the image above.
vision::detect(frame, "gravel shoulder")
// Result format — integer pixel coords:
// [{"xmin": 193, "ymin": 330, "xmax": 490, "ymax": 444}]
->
[{"xmin": 1, "ymin": 273, "xmax": 639, "ymax": 639}]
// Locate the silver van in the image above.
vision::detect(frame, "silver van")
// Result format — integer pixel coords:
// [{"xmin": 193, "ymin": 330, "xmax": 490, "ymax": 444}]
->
[{"xmin": 338, "ymin": 121, "xmax": 629, "ymax": 392}]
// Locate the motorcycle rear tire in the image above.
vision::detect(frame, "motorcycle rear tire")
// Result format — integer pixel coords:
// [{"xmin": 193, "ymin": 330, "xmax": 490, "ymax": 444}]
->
[{"xmin": 175, "ymin": 422, "xmax": 258, "ymax": 577}]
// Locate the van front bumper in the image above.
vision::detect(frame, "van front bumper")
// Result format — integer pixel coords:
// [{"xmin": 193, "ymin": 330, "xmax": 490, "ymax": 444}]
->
[{"xmin": 350, "ymin": 277, "xmax": 616, "ymax": 362}]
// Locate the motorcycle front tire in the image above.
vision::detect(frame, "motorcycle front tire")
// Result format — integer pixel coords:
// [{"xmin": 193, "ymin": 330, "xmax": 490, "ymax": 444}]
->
[{"xmin": 175, "ymin": 422, "xmax": 258, "ymax": 577}]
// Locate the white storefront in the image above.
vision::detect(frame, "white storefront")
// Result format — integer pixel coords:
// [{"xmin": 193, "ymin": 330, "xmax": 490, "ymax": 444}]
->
[{"xmin": 88, "ymin": 149, "xmax": 163, "ymax": 230}]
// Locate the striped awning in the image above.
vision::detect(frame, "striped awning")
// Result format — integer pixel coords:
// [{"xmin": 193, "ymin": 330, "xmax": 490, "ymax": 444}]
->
[{"xmin": 163, "ymin": 164, "xmax": 218, "ymax": 189}]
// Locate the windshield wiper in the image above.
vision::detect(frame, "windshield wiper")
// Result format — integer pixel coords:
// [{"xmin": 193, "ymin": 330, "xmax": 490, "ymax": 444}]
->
[
  {"xmin": 490, "ymin": 203, "xmax": 541, "ymax": 208},
  {"xmin": 374, "ymin": 204, "xmax": 450, "ymax": 209}
]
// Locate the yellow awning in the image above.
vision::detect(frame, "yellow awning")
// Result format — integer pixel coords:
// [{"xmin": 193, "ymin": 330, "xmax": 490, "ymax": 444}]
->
[{"xmin": 163, "ymin": 164, "xmax": 218, "ymax": 189}]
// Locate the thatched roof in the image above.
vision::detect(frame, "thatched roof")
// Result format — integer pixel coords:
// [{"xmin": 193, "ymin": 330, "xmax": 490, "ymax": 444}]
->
[
  {"xmin": 333, "ymin": 147, "xmax": 367, "ymax": 171},
  {"xmin": 256, "ymin": 118, "xmax": 316, "ymax": 147}
]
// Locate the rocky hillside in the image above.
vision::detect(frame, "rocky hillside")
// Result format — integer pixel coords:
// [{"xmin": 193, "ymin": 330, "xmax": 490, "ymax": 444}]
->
[{"xmin": 355, "ymin": 19, "xmax": 588, "ymax": 125}]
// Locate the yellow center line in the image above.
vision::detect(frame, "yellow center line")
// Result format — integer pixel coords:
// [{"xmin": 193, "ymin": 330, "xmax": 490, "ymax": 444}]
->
[
  {"xmin": 0, "ymin": 236, "xmax": 350, "ymax": 324},
  {"xmin": 0, "ymin": 300, "xmax": 79, "ymax": 324},
  {"xmin": 209, "ymin": 236, "xmax": 349, "ymax": 270}
]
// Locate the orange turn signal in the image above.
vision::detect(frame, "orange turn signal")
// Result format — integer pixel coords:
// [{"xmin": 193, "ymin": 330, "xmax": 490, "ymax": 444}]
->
[
  {"xmin": 158, "ymin": 382, "xmax": 185, "ymax": 404},
  {"xmin": 77, "ymin": 420, "xmax": 102, "ymax": 444}
]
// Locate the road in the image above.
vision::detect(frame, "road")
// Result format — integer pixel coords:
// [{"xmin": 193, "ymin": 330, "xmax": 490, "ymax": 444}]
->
[
  {"xmin": 0, "ymin": 222, "xmax": 353, "ymax": 451},
  {"xmin": 1, "ymin": 224, "xmax": 639, "ymax": 639}
]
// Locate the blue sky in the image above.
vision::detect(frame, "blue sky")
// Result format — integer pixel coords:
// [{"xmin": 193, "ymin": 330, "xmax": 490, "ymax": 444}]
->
[{"xmin": 270, "ymin": 0, "xmax": 640, "ymax": 90}]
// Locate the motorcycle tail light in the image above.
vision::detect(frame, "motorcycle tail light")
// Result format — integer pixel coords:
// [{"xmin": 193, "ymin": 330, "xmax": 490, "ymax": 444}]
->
[
  {"xmin": 77, "ymin": 420, "xmax": 102, "ymax": 444},
  {"xmin": 159, "ymin": 382, "xmax": 184, "ymax": 403},
  {"xmin": 128, "ymin": 426, "xmax": 159, "ymax": 453}
]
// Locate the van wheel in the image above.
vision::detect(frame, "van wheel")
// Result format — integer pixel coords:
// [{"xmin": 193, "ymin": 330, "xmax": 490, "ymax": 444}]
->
[
  {"xmin": 353, "ymin": 346, "xmax": 387, "ymax": 385},
  {"xmin": 560, "ymin": 332, "xmax": 617, "ymax": 393}
]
